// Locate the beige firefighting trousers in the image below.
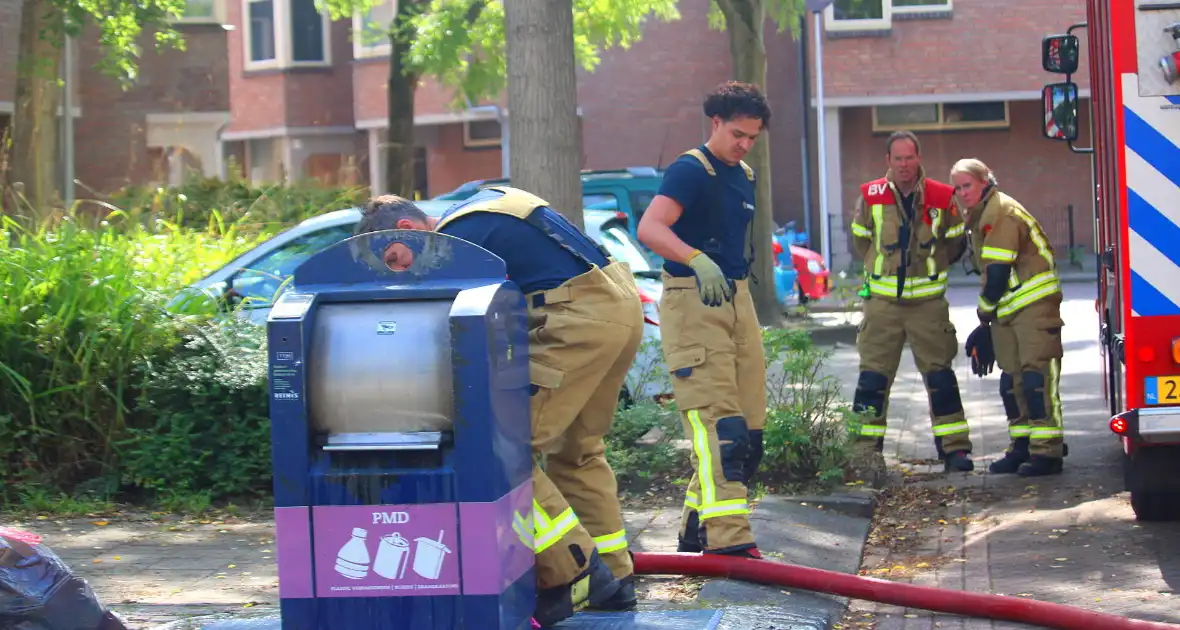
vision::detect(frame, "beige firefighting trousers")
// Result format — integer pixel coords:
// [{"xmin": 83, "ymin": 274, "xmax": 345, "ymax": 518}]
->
[
  {"xmin": 856, "ymin": 297, "xmax": 972, "ymax": 454},
  {"xmin": 527, "ymin": 261, "xmax": 645, "ymax": 589},
  {"xmin": 660, "ymin": 275, "xmax": 767, "ymax": 551},
  {"xmin": 992, "ymin": 295, "xmax": 1066, "ymax": 458}
]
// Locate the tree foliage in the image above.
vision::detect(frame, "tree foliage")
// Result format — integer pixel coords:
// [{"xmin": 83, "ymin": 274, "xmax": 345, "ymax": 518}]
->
[
  {"xmin": 56, "ymin": 0, "xmax": 191, "ymax": 86},
  {"xmin": 403, "ymin": 0, "xmax": 682, "ymax": 106}
]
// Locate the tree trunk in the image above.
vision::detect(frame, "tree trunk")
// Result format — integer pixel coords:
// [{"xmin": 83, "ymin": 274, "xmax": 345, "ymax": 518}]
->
[
  {"xmin": 718, "ymin": 0, "xmax": 780, "ymax": 326},
  {"xmin": 9, "ymin": 0, "xmax": 62, "ymax": 218},
  {"xmin": 504, "ymin": 0, "xmax": 583, "ymax": 229},
  {"xmin": 385, "ymin": 0, "xmax": 420, "ymax": 198}
]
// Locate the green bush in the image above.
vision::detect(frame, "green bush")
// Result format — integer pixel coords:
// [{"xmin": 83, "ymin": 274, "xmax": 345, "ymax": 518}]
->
[
  {"xmin": 758, "ymin": 328, "xmax": 863, "ymax": 490},
  {"xmin": 121, "ymin": 317, "xmax": 272, "ymax": 502},
  {"xmin": 0, "ymin": 178, "xmax": 361, "ymax": 506}
]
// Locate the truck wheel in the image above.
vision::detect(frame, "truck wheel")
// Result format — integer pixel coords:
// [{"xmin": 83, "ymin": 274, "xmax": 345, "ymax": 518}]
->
[
  {"xmin": 797, "ymin": 282, "xmax": 810, "ymax": 305},
  {"xmin": 618, "ymin": 386, "xmax": 634, "ymax": 410},
  {"xmin": 1130, "ymin": 490, "xmax": 1180, "ymax": 521}
]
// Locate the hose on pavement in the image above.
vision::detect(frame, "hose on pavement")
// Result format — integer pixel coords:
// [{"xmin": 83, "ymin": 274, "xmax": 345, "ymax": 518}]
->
[{"xmin": 632, "ymin": 552, "xmax": 1179, "ymax": 630}]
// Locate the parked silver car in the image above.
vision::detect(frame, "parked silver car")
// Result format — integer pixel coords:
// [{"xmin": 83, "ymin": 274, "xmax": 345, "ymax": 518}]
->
[{"xmin": 175, "ymin": 202, "xmax": 670, "ymax": 402}]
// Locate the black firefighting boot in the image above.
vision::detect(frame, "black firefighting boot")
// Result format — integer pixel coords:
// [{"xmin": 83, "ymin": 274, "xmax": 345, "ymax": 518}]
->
[
  {"xmin": 534, "ymin": 548, "xmax": 622, "ymax": 628},
  {"xmin": 588, "ymin": 551, "xmax": 638, "ymax": 611},
  {"xmin": 705, "ymin": 546, "xmax": 762, "ymax": 559},
  {"xmin": 1017, "ymin": 455, "xmax": 1064, "ymax": 477},
  {"xmin": 935, "ymin": 436, "xmax": 975, "ymax": 473},
  {"xmin": 677, "ymin": 511, "xmax": 703, "ymax": 553},
  {"xmin": 988, "ymin": 437, "xmax": 1030, "ymax": 474}
]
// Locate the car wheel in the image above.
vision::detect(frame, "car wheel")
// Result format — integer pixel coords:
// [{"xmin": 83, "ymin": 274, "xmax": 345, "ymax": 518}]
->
[
  {"xmin": 797, "ymin": 281, "xmax": 810, "ymax": 305},
  {"xmin": 1131, "ymin": 490, "xmax": 1180, "ymax": 521}
]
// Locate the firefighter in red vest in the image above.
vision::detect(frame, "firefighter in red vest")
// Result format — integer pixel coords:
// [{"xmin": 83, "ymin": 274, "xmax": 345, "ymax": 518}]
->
[{"xmin": 848, "ymin": 131, "xmax": 975, "ymax": 483}]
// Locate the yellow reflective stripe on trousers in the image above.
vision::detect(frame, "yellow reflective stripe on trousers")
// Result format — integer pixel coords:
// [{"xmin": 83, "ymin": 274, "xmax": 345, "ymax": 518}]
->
[
  {"xmin": 872, "ymin": 204, "xmax": 885, "ymax": 276},
  {"xmin": 931, "ymin": 421, "xmax": 969, "ymax": 437},
  {"xmin": 533, "ymin": 505, "xmax": 580, "ymax": 554},
  {"xmin": 593, "ymin": 530, "xmax": 629, "ymax": 554},
  {"xmin": 686, "ymin": 410, "xmax": 751, "ymax": 522},
  {"xmin": 997, "ymin": 271, "xmax": 1061, "ymax": 318},
  {"xmin": 1008, "ymin": 425, "xmax": 1030, "ymax": 437},
  {"xmin": 1027, "ymin": 357, "xmax": 1066, "ymax": 441},
  {"xmin": 868, "ymin": 271, "xmax": 948, "ymax": 299},
  {"xmin": 851, "ymin": 222, "xmax": 872, "ymax": 238},
  {"xmin": 860, "ymin": 424, "xmax": 887, "ymax": 437},
  {"xmin": 981, "ymin": 247, "xmax": 1018, "ymax": 263}
]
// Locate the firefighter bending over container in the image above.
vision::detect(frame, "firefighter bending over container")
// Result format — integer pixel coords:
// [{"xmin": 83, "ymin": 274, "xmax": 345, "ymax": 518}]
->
[
  {"xmin": 637, "ymin": 81, "xmax": 770, "ymax": 559},
  {"xmin": 352, "ymin": 189, "xmax": 644, "ymax": 626},
  {"xmin": 849, "ymin": 130, "xmax": 974, "ymax": 481},
  {"xmin": 951, "ymin": 158, "xmax": 1067, "ymax": 477}
]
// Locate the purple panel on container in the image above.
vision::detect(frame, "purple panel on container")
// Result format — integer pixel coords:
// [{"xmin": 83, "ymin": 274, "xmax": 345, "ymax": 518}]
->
[
  {"xmin": 274, "ymin": 506, "xmax": 314, "ymax": 599},
  {"xmin": 459, "ymin": 480, "xmax": 534, "ymax": 595},
  {"xmin": 310, "ymin": 503, "xmax": 460, "ymax": 598}
]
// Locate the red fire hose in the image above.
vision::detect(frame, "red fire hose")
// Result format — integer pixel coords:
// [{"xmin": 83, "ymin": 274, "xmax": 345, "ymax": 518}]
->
[{"xmin": 632, "ymin": 552, "xmax": 1180, "ymax": 630}]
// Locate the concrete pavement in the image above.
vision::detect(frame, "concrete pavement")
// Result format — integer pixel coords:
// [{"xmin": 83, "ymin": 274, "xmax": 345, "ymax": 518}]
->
[{"xmin": 828, "ymin": 284, "xmax": 1180, "ymax": 629}]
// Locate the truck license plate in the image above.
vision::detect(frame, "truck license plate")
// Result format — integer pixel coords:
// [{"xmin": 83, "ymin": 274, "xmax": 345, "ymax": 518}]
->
[{"xmin": 1144, "ymin": 376, "xmax": 1180, "ymax": 405}]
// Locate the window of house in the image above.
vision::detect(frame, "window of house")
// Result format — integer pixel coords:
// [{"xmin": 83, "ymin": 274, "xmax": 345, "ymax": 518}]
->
[
  {"xmin": 872, "ymin": 101, "xmax": 1009, "ymax": 132},
  {"xmin": 825, "ymin": 0, "xmax": 951, "ymax": 32},
  {"xmin": 178, "ymin": 0, "xmax": 220, "ymax": 22},
  {"xmin": 463, "ymin": 119, "xmax": 502, "ymax": 149},
  {"xmin": 353, "ymin": 0, "xmax": 397, "ymax": 59},
  {"xmin": 243, "ymin": 0, "xmax": 330, "ymax": 70},
  {"xmin": 248, "ymin": 0, "xmax": 277, "ymax": 64}
]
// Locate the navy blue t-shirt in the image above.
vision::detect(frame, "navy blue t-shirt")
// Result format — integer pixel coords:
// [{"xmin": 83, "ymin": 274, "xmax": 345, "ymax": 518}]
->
[
  {"xmin": 657, "ymin": 146, "xmax": 756, "ymax": 279},
  {"xmin": 438, "ymin": 211, "xmax": 608, "ymax": 295}
]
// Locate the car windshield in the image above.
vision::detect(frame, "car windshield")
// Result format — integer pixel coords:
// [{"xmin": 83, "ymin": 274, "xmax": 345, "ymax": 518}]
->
[{"xmin": 597, "ymin": 223, "xmax": 659, "ymax": 278}]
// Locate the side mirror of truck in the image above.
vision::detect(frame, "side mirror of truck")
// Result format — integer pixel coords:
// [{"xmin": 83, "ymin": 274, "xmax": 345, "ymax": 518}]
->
[
  {"xmin": 1042, "ymin": 82, "xmax": 1080, "ymax": 142},
  {"xmin": 1042, "ymin": 34, "xmax": 1080, "ymax": 74}
]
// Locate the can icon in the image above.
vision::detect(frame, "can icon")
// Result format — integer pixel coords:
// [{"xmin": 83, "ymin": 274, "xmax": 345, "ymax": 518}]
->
[
  {"xmin": 412, "ymin": 530, "xmax": 452, "ymax": 580},
  {"xmin": 373, "ymin": 532, "xmax": 411, "ymax": 580}
]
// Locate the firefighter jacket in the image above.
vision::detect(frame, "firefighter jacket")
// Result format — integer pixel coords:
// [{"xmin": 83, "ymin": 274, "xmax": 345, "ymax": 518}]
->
[
  {"xmin": 966, "ymin": 187, "xmax": 1062, "ymax": 322},
  {"xmin": 434, "ymin": 186, "xmax": 615, "ymax": 269},
  {"xmin": 850, "ymin": 169, "xmax": 966, "ymax": 303}
]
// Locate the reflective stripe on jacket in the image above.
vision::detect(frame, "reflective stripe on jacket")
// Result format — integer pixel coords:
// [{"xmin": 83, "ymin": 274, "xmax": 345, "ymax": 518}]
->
[{"xmin": 967, "ymin": 189, "xmax": 1061, "ymax": 320}]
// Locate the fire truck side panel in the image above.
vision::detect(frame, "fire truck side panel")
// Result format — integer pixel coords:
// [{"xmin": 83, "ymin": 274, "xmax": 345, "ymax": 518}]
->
[{"xmin": 1087, "ymin": 0, "xmax": 1123, "ymax": 417}]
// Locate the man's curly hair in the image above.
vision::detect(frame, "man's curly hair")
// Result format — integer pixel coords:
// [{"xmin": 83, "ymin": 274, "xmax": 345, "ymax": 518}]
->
[
  {"xmin": 703, "ymin": 81, "xmax": 772, "ymax": 129},
  {"xmin": 353, "ymin": 195, "xmax": 429, "ymax": 235}
]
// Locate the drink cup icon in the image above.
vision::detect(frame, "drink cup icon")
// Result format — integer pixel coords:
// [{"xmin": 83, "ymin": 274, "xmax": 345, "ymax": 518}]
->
[
  {"xmin": 412, "ymin": 530, "xmax": 452, "ymax": 580},
  {"xmin": 334, "ymin": 527, "xmax": 371, "ymax": 580},
  {"xmin": 373, "ymin": 532, "xmax": 410, "ymax": 580}
]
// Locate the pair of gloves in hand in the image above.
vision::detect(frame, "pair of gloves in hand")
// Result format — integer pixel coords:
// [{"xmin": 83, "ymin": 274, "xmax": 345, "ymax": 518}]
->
[{"xmin": 688, "ymin": 251, "xmax": 737, "ymax": 307}]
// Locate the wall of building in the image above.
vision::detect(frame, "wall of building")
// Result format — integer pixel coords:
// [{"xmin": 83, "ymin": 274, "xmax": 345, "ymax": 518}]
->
[
  {"xmin": 814, "ymin": 0, "xmax": 1091, "ymax": 97},
  {"xmin": 837, "ymin": 98, "xmax": 1096, "ymax": 256},
  {"xmin": 75, "ymin": 23, "xmax": 231, "ymax": 193}
]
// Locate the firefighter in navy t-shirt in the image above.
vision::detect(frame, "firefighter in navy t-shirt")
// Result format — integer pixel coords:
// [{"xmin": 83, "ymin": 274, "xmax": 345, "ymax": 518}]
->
[{"xmin": 637, "ymin": 81, "xmax": 771, "ymax": 559}]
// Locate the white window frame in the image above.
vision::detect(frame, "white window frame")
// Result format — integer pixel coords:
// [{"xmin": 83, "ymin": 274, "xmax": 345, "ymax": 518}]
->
[
  {"xmin": 242, "ymin": 0, "xmax": 332, "ymax": 71},
  {"xmin": 890, "ymin": 0, "xmax": 952, "ymax": 16},
  {"xmin": 353, "ymin": 0, "xmax": 396, "ymax": 59},
  {"xmin": 174, "ymin": 0, "xmax": 226, "ymax": 24},
  {"xmin": 463, "ymin": 118, "xmax": 502, "ymax": 148},
  {"xmin": 871, "ymin": 101, "xmax": 1010, "ymax": 133},
  {"xmin": 824, "ymin": 0, "xmax": 951, "ymax": 32},
  {"xmin": 824, "ymin": 0, "xmax": 891, "ymax": 33}
]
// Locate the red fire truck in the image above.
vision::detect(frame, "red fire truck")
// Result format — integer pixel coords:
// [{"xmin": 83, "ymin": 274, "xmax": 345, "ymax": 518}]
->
[{"xmin": 1039, "ymin": 1, "xmax": 1180, "ymax": 520}]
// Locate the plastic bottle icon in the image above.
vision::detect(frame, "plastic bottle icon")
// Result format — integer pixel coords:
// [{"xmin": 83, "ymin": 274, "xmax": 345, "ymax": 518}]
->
[
  {"xmin": 412, "ymin": 530, "xmax": 452, "ymax": 580},
  {"xmin": 373, "ymin": 532, "xmax": 410, "ymax": 580},
  {"xmin": 334, "ymin": 527, "xmax": 371, "ymax": 580}
]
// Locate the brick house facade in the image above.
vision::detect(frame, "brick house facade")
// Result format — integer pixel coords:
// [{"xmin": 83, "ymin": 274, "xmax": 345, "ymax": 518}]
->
[
  {"xmin": 1, "ymin": 0, "xmax": 1095, "ymax": 266},
  {"xmin": 812, "ymin": 0, "xmax": 1094, "ymax": 269}
]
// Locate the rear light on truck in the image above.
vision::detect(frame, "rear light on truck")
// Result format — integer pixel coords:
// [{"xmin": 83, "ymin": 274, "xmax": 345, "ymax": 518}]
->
[
  {"xmin": 1172, "ymin": 338, "xmax": 1180, "ymax": 364},
  {"xmin": 1110, "ymin": 415, "xmax": 1128, "ymax": 434}
]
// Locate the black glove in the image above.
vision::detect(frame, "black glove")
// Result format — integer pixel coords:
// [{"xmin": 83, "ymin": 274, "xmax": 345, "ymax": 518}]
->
[
  {"xmin": 743, "ymin": 430, "xmax": 764, "ymax": 486},
  {"xmin": 964, "ymin": 324, "xmax": 995, "ymax": 378}
]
